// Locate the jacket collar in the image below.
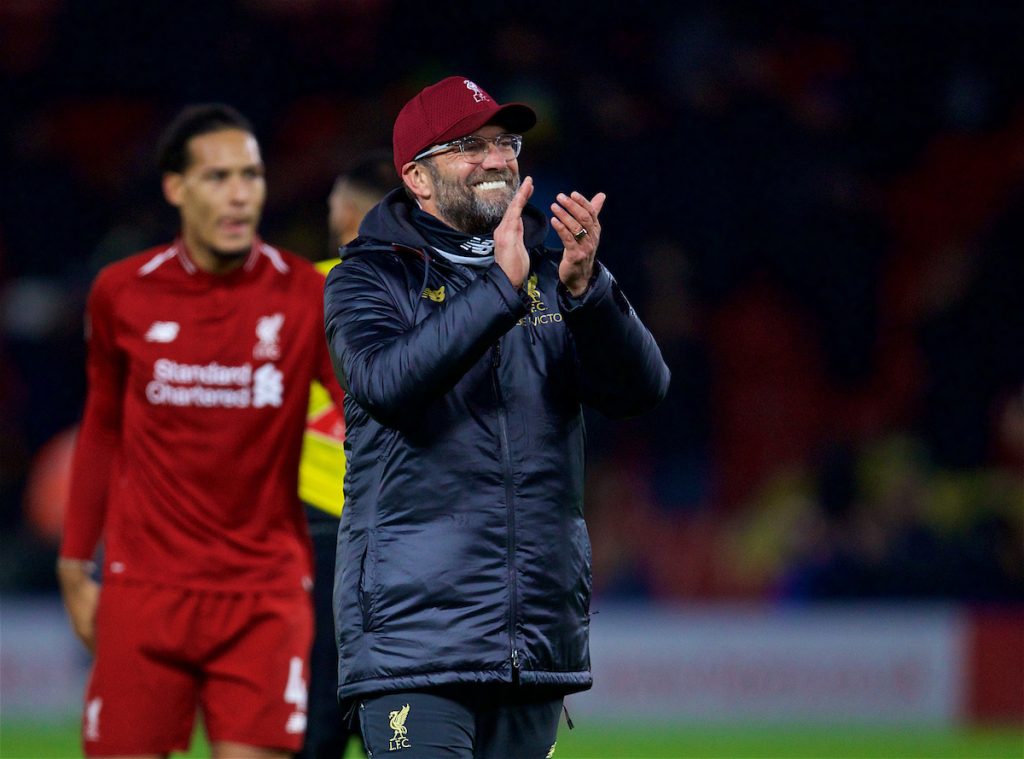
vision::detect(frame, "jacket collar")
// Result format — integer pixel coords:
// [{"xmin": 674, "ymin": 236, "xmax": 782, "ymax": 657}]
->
[{"xmin": 346, "ymin": 187, "xmax": 549, "ymax": 260}]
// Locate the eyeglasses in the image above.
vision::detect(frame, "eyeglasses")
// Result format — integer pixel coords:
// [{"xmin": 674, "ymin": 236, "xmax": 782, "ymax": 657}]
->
[{"xmin": 414, "ymin": 133, "xmax": 523, "ymax": 163}]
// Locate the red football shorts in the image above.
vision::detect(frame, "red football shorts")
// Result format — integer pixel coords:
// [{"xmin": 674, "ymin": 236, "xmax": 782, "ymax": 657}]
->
[{"xmin": 81, "ymin": 580, "xmax": 314, "ymax": 757}]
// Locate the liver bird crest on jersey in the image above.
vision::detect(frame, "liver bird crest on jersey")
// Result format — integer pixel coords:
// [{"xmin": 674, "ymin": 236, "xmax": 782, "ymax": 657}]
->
[{"xmin": 254, "ymin": 313, "xmax": 284, "ymax": 360}]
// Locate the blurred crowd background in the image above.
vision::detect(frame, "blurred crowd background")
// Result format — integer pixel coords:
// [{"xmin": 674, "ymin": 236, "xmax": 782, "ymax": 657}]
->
[{"xmin": 2, "ymin": 0, "xmax": 1022, "ymax": 606}]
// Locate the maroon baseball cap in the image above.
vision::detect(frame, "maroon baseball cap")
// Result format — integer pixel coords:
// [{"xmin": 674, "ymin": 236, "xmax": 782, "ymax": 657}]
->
[{"xmin": 392, "ymin": 76, "xmax": 537, "ymax": 174}]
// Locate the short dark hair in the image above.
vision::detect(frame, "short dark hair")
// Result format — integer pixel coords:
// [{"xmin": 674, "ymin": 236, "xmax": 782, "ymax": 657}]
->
[
  {"xmin": 341, "ymin": 150, "xmax": 396, "ymax": 199},
  {"xmin": 156, "ymin": 103, "xmax": 254, "ymax": 174}
]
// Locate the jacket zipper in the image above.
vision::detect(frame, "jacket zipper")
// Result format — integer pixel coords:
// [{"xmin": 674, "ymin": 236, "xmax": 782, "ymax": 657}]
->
[{"xmin": 491, "ymin": 339, "xmax": 520, "ymax": 683}]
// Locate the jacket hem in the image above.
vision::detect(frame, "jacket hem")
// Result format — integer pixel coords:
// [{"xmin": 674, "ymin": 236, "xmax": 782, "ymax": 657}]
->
[{"xmin": 338, "ymin": 669, "xmax": 592, "ymax": 701}]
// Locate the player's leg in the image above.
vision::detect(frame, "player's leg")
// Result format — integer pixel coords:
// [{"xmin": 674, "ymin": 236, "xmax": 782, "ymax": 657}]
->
[
  {"xmin": 210, "ymin": 741, "xmax": 290, "ymax": 759},
  {"xmin": 298, "ymin": 512, "xmax": 360, "ymax": 759},
  {"xmin": 358, "ymin": 690, "xmax": 475, "ymax": 758},
  {"xmin": 82, "ymin": 582, "xmax": 199, "ymax": 758},
  {"xmin": 200, "ymin": 589, "xmax": 314, "ymax": 755}
]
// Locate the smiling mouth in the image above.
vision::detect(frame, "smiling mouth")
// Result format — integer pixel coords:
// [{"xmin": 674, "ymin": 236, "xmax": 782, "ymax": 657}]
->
[{"xmin": 474, "ymin": 180, "xmax": 507, "ymax": 191}]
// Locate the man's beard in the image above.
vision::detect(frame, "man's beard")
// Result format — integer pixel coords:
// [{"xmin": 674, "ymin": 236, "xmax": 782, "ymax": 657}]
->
[
  {"xmin": 210, "ymin": 247, "xmax": 250, "ymax": 261},
  {"xmin": 425, "ymin": 162, "xmax": 519, "ymax": 235}
]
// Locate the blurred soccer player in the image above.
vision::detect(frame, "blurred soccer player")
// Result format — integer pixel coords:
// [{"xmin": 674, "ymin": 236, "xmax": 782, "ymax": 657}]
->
[
  {"xmin": 325, "ymin": 153, "xmax": 395, "ymax": 254},
  {"xmin": 57, "ymin": 103, "xmax": 345, "ymax": 759},
  {"xmin": 297, "ymin": 152, "xmax": 393, "ymax": 759}
]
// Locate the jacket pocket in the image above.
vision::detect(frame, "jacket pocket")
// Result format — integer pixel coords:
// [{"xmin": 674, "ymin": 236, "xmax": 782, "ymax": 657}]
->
[
  {"xmin": 585, "ymin": 540, "xmax": 593, "ymax": 616},
  {"xmin": 358, "ymin": 533, "xmax": 380, "ymax": 631},
  {"xmin": 376, "ymin": 428, "xmax": 399, "ymax": 463}
]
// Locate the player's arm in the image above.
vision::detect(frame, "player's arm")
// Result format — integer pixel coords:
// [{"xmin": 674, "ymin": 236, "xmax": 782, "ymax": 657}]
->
[
  {"xmin": 56, "ymin": 559, "xmax": 100, "ymax": 654},
  {"xmin": 58, "ymin": 275, "xmax": 125, "ymax": 653}
]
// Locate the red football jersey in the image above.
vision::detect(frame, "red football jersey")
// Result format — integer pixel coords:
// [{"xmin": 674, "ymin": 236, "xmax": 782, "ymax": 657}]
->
[{"xmin": 61, "ymin": 239, "xmax": 345, "ymax": 591}]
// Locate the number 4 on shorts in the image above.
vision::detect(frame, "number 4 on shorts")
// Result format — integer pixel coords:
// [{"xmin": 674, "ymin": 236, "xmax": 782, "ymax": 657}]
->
[{"xmin": 284, "ymin": 656, "xmax": 308, "ymax": 710}]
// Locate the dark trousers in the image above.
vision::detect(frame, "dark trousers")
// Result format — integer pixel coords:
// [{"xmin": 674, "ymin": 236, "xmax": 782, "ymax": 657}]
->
[
  {"xmin": 298, "ymin": 509, "xmax": 363, "ymax": 759},
  {"xmin": 358, "ymin": 687, "xmax": 563, "ymax": 759}
]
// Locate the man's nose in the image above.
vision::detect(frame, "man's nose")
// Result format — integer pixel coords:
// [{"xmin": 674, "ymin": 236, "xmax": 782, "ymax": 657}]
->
[
  {"xmin": 479, "ymin": 142, "xmax": 510, "ymax": 170},
  {"xmin": 228, "ymin": 176, "xmax": 252, "ymax": 203}
]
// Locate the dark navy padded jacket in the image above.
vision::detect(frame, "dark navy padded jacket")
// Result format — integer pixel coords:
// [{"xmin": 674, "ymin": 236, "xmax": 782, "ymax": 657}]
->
[{"xmin": 325, "ymin": 189, "xmax": 670, "ymax": 702}]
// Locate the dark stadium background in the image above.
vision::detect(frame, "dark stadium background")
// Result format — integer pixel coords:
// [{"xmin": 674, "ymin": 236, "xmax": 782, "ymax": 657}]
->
[{"xmin": 1, "ymin": 1, "xmax": 1021, "ymax": 756}]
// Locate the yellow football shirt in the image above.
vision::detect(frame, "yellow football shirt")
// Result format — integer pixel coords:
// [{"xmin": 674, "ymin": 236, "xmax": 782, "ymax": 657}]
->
[{"xmin": 298, "ymin": 259, "xmax": 345, "ymax": 516}]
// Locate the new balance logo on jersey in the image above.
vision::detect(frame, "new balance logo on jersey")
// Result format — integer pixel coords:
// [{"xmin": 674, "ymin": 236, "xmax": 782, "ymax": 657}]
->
[
  {"xmin": 84, "ymin": 697, "xmax": 102, "ymax": 741},
  {"xmin": 254, "ymin": 313, "xmax": 284, "ymax": 360},
  {"xmin": 144, "ymin": 321, "xmax": 179, "ymax": 342}
]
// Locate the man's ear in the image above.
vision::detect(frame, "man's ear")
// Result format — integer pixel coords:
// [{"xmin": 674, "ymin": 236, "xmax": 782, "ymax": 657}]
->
[
  {"xmin": 162, "ymin": 173, "xmax": 183, "ymax": 208},
  {"xmin": 401, "ymin": 162, "xmax": 432, "ymax": 203}
]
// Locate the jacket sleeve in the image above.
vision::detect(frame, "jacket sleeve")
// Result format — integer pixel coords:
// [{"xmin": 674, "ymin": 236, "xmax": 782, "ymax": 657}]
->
[
  {"xmin": 558, "ymin": 262, "xmax": 670, "ymax": 418},
  {"xmin": 325, "ymin": 255, "xmax": 529, "ymax": 427},
  {"xmin": 60, "ymin": 272, "xmax": 125, "ymax": 561}
]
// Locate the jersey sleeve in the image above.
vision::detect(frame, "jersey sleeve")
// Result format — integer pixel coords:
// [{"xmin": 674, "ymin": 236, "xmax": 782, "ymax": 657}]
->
[{"xmin": 60, "ymin": 271, "xmax": 126, "ymax": 561}]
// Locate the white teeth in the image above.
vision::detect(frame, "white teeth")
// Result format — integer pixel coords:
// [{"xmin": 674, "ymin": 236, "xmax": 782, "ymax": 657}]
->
[{"xmin": 475, "ymin": 181, "xmax": 506, "ymax": 191}]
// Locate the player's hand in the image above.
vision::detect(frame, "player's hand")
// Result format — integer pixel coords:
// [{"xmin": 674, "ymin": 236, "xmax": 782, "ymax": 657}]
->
[
  {"xmin": 494, "ymin": 176, "xmax": 533, "ymax": 289},
  {"xmin": 57, "ymin": 559, "xmax": 100, "ymax": 653},
  {"xmin": 551, "ymin": 190, "xmax": 606, "ymax": 297}
]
